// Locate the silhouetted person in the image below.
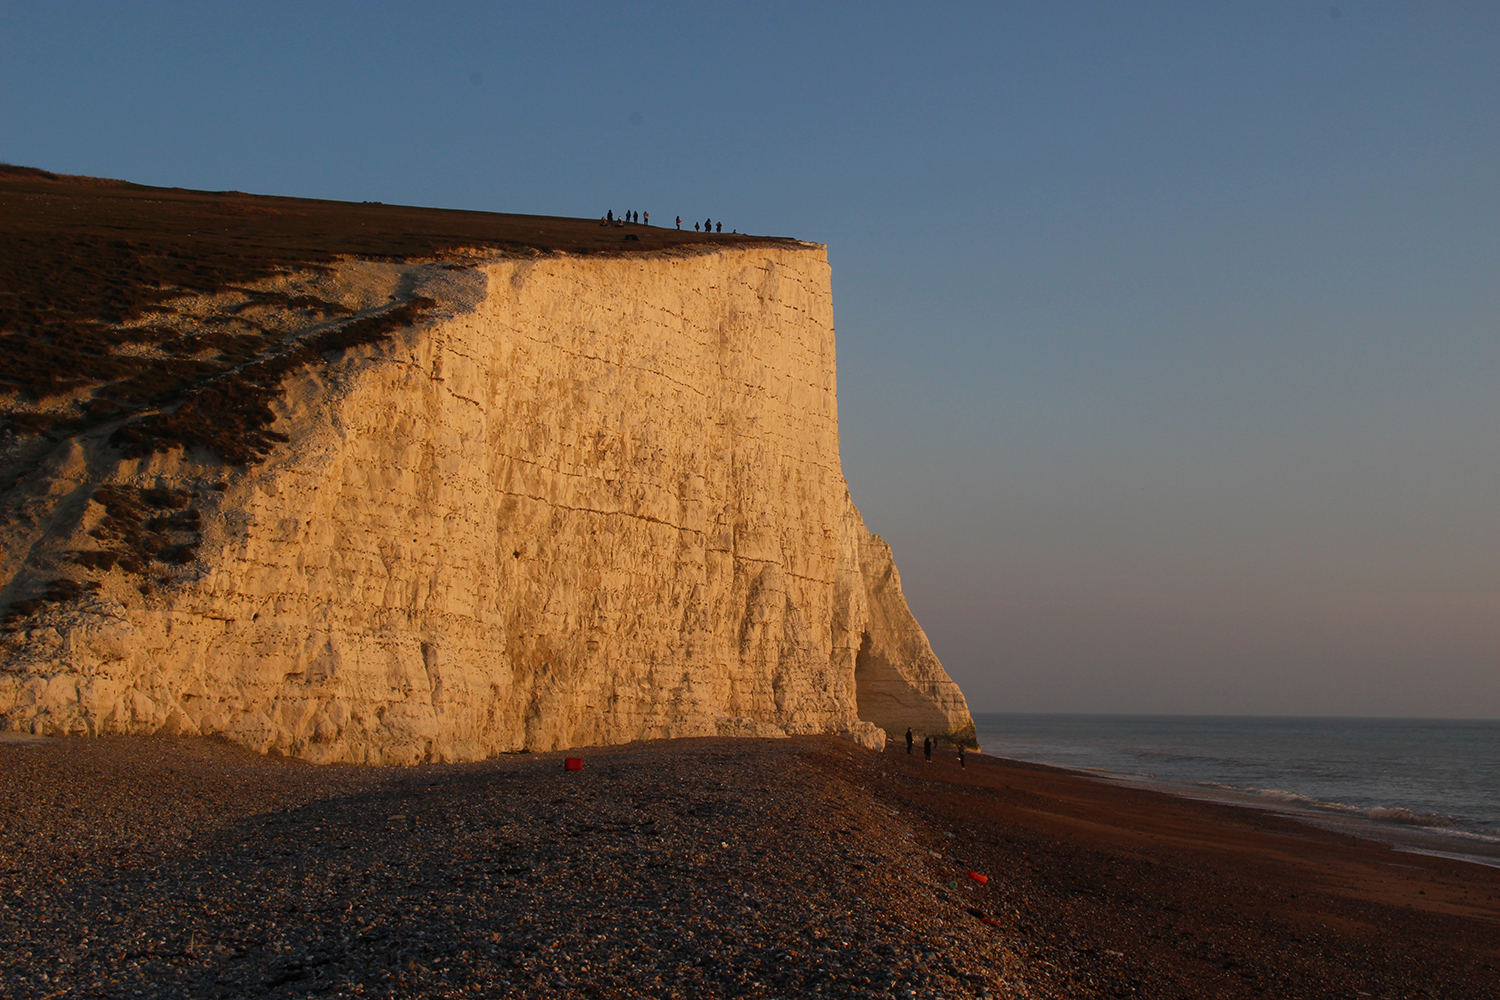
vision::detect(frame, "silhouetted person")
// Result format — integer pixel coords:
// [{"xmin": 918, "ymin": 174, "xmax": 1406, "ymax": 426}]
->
[
  {"xmin": 923, "ymin": 737, "xmax": 932, "ymax": 762},
  {"xmin": 694, "ymin": 221, "xmax": 700, "ymax": 231},
  {"xmin": 958, "ymin": 743, "xmax": 966, "ymax": 769},
  {"xmin": 906, "ymin": 728, "xmax": 914, "ymax": 755},
  {"xmin": 607, "ymin": 210, "xmax": 613, "ymax": 223},
  {"xmin": 643, "ymin": 211, "xmax": 649, "ymax": 226},
  {"xmin": 716, "ymin": 221, "xmax": 722, "ymax": 233},
  {"xmin": 676, "ymin": 216, "xmax": 681, "ymax": 229},
  {"xmin": 704, "ymin": 218, "xmax": 711, "ymax": 232}
]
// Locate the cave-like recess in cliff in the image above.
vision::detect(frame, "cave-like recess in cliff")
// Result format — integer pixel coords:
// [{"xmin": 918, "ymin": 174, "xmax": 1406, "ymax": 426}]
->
[{"xmin": 0, "ymin": 166, "xmax": 977, "ymax": 760}]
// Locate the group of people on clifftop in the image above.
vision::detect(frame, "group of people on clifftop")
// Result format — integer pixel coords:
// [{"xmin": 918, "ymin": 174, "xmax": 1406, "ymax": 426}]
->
[
  {"xmin": 598, "ymin": 210, "xmax": 733, "ymax": 235},
  {"xmin": 601, "ymin": 209, "xmax": 647, "ymax": 226}
]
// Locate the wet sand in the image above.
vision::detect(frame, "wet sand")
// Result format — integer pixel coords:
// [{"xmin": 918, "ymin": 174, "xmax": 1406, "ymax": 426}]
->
[
  {"xmin": 1, "ymin": 734, "xmax": 1496, "ymax": 998},
  {"xmin": 875, "ymin": 741, "xmax": 1500, "ymax": 998}
]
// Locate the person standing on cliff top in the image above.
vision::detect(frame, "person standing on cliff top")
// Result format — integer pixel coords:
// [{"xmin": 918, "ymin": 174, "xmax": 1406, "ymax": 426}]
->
[
  {"xmin": 906, "ymin": 728, "xmax": 914, "ymax": 755},
  {"xmin": 716, "ymin": 221, "xmax": 722, "ymax": 233},
  {"xmin": 704, "ymin": 218, "xmax": 712, "ymax": 232},
  {"xmin": 676, "ymin": 215, "xmax": 681, "ymax": 229},
  {"xmin": 644, "ymin": 211, "xmax": 649, "ymax": 226},
  {"xmin": 923, "ymin": 736, "xmax": 932, "ymax": 762}
]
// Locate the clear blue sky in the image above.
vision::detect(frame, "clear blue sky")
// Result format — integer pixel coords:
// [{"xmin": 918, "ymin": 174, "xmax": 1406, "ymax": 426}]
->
[{"xmin": 4, "ymin": 2, "xmax": 1497, "ymax": 717}]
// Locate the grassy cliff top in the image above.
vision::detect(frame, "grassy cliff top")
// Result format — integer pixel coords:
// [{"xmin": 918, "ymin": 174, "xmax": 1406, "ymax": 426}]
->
[
  {"xmin": 0, "ymin": 165, "xmax": 798, "ymax": 453},
  {"xmin": 0, "ymin": 164, "xmax": 793, "ymax": 349}
]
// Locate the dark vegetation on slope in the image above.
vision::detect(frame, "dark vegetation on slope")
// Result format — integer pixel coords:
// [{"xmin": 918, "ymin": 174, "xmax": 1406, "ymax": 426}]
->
[
  {"xmin": 0, "ymin": 164, "xmax": 798, "ymax": 626},
  {"xmin": 105, "ymin": 295, "xmax": 435, "ymax": 464},
  {"xmin": 1, "ymin": 483, "xmax": 210, "ymax": 628},
  {"xmin": 3, "ymin": 578, "xmax": 102, "ymax": 625},
  {"xmin": 0, "ymin": 163, "xmax": 788, "ymax": 452}
]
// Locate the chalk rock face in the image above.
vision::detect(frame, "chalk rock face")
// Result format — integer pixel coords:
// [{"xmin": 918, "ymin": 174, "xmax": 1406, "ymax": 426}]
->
[{"xmin": 0, "ymin": 245, "xmax": 974, "ymax": 763}]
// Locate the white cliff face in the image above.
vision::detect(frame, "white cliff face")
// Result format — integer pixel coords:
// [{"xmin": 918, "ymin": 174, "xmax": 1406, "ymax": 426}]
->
[{"xmin": 0, "ymin": 245, "xmax": 974, "ymax": 763}]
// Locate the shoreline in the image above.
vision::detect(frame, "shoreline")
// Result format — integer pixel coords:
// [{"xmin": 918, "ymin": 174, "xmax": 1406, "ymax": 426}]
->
[
  {"xmin": 1025, "ymin": 761, "xmax": 1500, "ymax": 871},
  {"xmin": 968, "ymin": 713, "xmax": 1500, "ymax": 869},
  {"xmin": 3, "ymin": 733, "xmax": 1498, "ymax": 998}
]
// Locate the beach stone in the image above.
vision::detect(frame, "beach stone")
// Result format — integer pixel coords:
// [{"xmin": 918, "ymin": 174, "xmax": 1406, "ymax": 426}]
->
[{"xmin": 0, "ymin": 246, "xmax": 973, "ymax": 761}]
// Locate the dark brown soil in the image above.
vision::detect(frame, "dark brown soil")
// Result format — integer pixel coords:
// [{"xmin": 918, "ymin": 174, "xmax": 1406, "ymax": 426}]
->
[
  {"xmin": 0, "ymin": 165, "xmax": 806, "ymax": 632},
  {"xmin": 0, "ymin": 163, "xmax": 787, "ymax": 359},
  {"xmin": 104, "ymin": 294, "xmax": 438, "ymax": 465},
  {"xmin": 0, "ymin": 164, "xmax": 794, "ymax": 445}
]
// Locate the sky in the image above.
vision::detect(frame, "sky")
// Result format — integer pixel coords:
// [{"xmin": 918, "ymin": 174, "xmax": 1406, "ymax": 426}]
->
[{"xmin": 3, "ymin": 2, "xmax": 1497, "ymax": 717}]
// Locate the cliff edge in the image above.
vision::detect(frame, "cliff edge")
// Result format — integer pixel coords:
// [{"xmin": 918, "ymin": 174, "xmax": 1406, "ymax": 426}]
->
[{"xmin": 0, "ymin": 174, "xmax": 973, "ymax": 762}]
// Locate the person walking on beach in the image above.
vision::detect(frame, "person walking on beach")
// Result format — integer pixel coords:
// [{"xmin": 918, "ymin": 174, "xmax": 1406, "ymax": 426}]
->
[
  {"xmin": 923, "ymin": 736, "xmax": 932, "ymax": 762},
  {"xmin": 906, "ymin": 728, "xmax": 914, "ymax": 755}
]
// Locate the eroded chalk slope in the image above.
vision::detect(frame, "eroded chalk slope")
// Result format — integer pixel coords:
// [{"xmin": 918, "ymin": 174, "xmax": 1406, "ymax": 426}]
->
[{"xmin": 0, "ymin": 246, "xmax": 973, "ymax": 762}]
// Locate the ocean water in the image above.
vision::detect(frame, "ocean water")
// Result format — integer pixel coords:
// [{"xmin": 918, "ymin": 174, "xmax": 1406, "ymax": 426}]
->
[{"xmin": 972, "ymin": 713, "xmax": 1500, "ymax": 863}]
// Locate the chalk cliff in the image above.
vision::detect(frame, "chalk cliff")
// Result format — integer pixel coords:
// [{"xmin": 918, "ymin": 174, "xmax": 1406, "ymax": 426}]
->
[{"xmin": 0, "ymin": 244, "xmax": 974, "ymax": 763}]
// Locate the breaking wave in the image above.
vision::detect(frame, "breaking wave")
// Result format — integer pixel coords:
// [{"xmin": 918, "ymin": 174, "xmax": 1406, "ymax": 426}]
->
[
  {"xmin": 972, "ymin": 715, "xmax": 1500, "ymax": 846},
  {"xmin": 1234, "ymin": 786, "xmax": 1458, "ymax": 828}
]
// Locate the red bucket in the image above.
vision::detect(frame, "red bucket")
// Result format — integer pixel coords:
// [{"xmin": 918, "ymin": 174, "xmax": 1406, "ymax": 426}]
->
[{"xmin": 565, "ymin": 758, "xmax": 583, "ymax": 771}]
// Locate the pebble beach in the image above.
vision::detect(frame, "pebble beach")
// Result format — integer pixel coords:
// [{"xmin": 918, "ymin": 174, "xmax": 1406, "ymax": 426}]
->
[{"xmin": 1, "ymin": 733, "xmax": 1496, "ymax": 998}]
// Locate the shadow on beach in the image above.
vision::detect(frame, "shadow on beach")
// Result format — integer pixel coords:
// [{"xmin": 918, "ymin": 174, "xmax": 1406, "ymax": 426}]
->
[{"xmin": 1, "ymin": 733, "xmax": 1496, "ymax": 998}]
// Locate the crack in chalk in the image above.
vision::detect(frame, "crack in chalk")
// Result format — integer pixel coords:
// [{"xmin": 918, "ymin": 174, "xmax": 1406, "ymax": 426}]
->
[{"xmin": 479, "ymin": 437, "xmax": 842, "ymax": 484}]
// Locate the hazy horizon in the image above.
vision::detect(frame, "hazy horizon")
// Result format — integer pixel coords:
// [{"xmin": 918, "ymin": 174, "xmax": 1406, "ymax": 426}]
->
[{"xmin": 4, "ymin": 2, "xmax": 1497, "ymax": 718}]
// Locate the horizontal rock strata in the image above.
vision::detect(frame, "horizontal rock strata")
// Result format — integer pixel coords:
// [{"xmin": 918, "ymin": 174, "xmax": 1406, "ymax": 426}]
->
[{"xmin": 0, "ymin": 244, "xmax": 973, "ymax": 762}]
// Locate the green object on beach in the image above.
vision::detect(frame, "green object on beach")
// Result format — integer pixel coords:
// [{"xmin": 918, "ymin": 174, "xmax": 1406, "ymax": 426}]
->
[{"xmin": 948, "ymin": 880, "xmax": 958, "ymax": 889}]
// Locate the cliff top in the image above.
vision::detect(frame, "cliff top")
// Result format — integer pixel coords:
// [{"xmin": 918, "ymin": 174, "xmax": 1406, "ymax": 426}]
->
[
  {"xmin": 0, "ymin": 163, "xmax": 801, "ymax": 340},
  {"xmin": 0, "ymin": 164, "xmax": 807, "ymax": 452}
]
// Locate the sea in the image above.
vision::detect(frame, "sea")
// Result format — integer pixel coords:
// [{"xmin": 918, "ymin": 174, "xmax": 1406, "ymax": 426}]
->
[{"xmin": 972, "ymin": 713, "xmax": 1500, "ymax": 869}]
